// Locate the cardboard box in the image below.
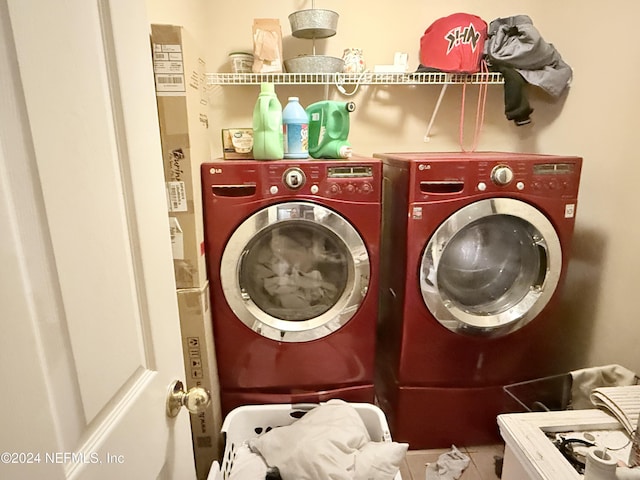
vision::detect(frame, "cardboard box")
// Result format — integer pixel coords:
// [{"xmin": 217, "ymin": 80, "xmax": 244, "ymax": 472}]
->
[
  {"xmin": 177, "ymin": 282, "xmax": 222, "ymax": 480},
  {"xmin": 221, "ymin": 128, "xmax": 253, "ymax": 159},
  {"xmin": 152, "ymin": 24, "xmax": 209, "ymax": 289}
]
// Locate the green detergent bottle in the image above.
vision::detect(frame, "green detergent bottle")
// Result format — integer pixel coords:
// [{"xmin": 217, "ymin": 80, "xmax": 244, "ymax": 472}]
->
[
  {"xmin": 252, "ymin": 83, "xmax": 284, "ymax": 160},
  {"xmin": 305, "ymin": 101, "xmax": 355, "ymax": 159}
]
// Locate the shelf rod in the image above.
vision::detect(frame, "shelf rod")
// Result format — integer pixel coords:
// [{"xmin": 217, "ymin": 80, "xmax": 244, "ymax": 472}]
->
[{"xmin": 424, "ymin": 84, "xmax": 449, "ymax": 142}]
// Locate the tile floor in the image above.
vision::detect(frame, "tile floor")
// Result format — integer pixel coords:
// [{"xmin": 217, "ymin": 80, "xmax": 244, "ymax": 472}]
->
[{"xmin": 399, "ymin": 444, "xmax": 506, "ymax": 480}]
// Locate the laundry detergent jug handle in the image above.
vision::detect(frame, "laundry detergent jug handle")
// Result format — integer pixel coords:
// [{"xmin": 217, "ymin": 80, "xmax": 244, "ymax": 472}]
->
[{"xmin": 259, "ymin": 96, "xmax": 271, "ymax": 129}]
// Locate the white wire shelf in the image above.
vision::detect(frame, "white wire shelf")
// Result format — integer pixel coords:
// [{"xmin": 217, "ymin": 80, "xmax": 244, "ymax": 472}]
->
[{"xmin": 206, "ymin": 71, "xmax": 503, "ymax": 86}]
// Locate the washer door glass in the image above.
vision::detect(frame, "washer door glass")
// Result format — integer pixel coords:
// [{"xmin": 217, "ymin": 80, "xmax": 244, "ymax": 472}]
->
[
  {"xmin": 241, "ymin": 222, "xmax": 348, "ymax": 321},
  {"xmin": 420, "ymin": 198, "xmax": 562, "ymax": 336},
  {"xmin": 221, "ymin": 201, "xmax": 370, "ymax": 342}
]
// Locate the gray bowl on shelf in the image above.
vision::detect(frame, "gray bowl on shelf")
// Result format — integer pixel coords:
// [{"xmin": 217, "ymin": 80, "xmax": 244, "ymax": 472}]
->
[
  {"xmin": 288, "ymin": 9, "xmax": 339, "ymax": 39},
  {"xmin": 284, "ymin": 55, "xmax": 344, "ymax": 74}
]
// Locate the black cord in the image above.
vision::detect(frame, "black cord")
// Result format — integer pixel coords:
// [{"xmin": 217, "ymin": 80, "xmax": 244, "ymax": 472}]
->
[{"xmin": 557, "ymin": 437, "xmax": 595, "ymax": 474}]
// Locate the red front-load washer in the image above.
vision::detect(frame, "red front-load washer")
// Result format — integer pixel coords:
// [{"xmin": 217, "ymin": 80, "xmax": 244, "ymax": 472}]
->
[
  {"xmin": 201, "ymin": 158, "xmax": 381, "ymax": 416},
  {"xmin": 374, "ymin": 152, "xmax": 582, "ymax": 448}
]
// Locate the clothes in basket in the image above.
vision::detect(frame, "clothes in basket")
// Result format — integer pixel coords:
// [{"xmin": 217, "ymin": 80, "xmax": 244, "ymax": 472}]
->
[{"xmin": 217, "ymin": 400, "xmax": 407, "ymax": 480}]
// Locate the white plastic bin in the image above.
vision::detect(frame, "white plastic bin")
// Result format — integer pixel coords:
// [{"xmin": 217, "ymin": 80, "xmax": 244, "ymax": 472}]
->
[{"xmin": 208, "ymin": 402, "xmax": 402, "ymax": 480}]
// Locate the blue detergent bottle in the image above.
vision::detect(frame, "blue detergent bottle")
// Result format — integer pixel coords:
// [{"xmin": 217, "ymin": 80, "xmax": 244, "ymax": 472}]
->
[
  {"xmin": 252, "ymin": 83, "xmax": 284, "ymax": 160},
  {"xmin": 305, "ymin": 101, "xmax": 355, "ymax": 159},
  {"xmin": 283, "ymin": 97, "xmax": 309, "ymax": 159}
]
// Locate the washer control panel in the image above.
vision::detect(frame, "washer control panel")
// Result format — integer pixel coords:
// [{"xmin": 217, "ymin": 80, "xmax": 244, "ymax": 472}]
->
[
  {"xmin": 265, "ymin": 161, "xmax": 381, "ymax": 201},
  {"xmin": 204, "ymin": 159, "xmax": 381, "ymax": 202}
]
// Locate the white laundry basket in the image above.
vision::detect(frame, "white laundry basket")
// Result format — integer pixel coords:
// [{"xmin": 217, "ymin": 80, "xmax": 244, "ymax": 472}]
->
[{"xmin": 208, "ymin": 402, "xmax": 402, "ymax": 480}]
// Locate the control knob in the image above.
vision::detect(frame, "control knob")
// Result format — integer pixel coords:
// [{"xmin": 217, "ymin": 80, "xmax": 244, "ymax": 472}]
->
[
  {"xmin": 361, "ymin": 182, "xmax": 373, "ymax": 194},
  {"xmin": 491, "ymin": 165, "xmax": 514, "ymax": 186},
  {"xmin": 283, "ymin": 167, "xmax": 305, "ymax": 190}
]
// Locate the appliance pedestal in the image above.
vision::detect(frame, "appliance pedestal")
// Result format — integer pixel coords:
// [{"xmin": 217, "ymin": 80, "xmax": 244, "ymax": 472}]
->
[
  {"xmin": 383, "ymin": 384, "xmax": 522, "ymax": 449},
  {"xmin": 220, "ymin": 384, "xmax": 375, "ymax": 417}
]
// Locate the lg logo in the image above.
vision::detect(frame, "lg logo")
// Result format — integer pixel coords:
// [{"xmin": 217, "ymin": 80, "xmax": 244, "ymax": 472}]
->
[
  {"xmin": 418, "ymin": 164, "xmax": 431, "ymax": 171},
  {"xmin": 210, "ymin": 167, "xmax": 222, "ymax": 174}
]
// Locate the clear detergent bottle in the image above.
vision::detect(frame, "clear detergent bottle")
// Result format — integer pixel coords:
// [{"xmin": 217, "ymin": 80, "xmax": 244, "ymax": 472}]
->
[
  {"xmin": 283, "ymin": 97, "xmax": 309, "ymax": 159},
  {"xmin": 305, "ymin": 101, "xmax": 355, "ymax": 159},
  {"xmin": 252, "ymin": 83, "xmax": 284, "ymax": 160}
]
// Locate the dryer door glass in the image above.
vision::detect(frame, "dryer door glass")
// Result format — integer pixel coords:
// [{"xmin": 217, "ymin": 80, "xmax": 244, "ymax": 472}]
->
[
  {"xmin": 437, "ymin": 215, "xmax": 541, "ymax": 313},
  {"xmin": 420, "ymin": 198, "xmax": 561, "ymax": 336},
  {"xmin": 220, "ymin": 201, "xmax": 370, "ymax": 342}
]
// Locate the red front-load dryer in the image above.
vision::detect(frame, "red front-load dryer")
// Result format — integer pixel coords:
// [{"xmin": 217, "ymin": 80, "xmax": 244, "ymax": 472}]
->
[
  {"xmin": 374, "ymin": 152, "xmax": 582, "ymax": 448},
  {"xmin": 202, "ymin": 158, "xmax": 381, "ymax": 416}
]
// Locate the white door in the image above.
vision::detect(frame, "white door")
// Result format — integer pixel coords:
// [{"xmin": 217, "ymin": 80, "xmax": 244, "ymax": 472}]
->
[{"xmin": 0, "ymin": 0, "xmax": 196, "ymax": 479}]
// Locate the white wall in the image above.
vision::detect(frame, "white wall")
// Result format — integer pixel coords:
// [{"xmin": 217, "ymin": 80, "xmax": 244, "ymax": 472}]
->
[{"xmin": 147, "ymin": 0, "xmax": 640, "ymax": 376}]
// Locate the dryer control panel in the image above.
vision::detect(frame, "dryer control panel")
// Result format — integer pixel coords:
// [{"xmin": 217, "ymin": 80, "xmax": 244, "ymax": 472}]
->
[
  {"xmin": 476, "ymin": 160, "xmax": 581, "ymax": 198},
  {"xmin": 375, "ymin": 152, "xmax": 582, "ymax": 202}
]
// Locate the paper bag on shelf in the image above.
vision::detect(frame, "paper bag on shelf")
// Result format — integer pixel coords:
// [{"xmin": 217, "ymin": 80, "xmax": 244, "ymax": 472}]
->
[{"xmin": 252, "ymin": 18, "xmax": 283, "ymax": 73}]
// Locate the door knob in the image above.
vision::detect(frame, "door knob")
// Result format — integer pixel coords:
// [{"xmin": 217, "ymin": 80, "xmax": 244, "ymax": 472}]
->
[{"xmin": 166, "ymin": 380, "xmax": 211, "ymax": 418}]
